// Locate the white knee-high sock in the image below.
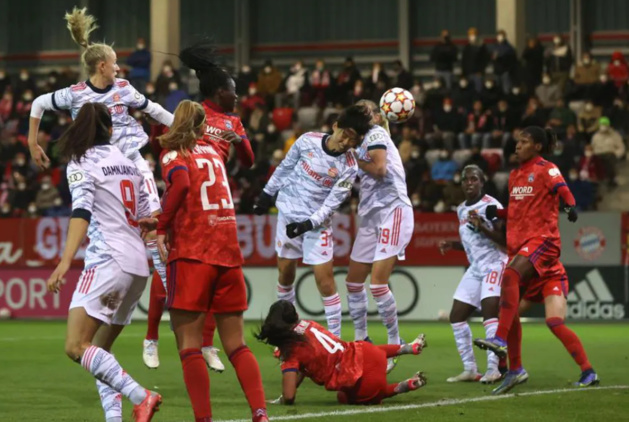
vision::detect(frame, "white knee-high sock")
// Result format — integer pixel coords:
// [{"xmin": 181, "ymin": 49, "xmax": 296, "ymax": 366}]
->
[
  {"xmin": 483, "ymin": 318, "xmax": 499, "ymax": 372},
  {"xmin": 96, "ymin": 379, "xmax": 122, "ymax": 422},
  {"xmin": 451, "ymin": 321, "xmax": 477, "ymax": 372},
  {"xmin": 370, "ymin": 284, "xmax": 400, "ymax": 344},
  {"xmin": 146, "ymin": 240, "xmax": 167, "ymax": 290},
  {"xmin": 81, "ymin": 346, "xmax": 147, "ymax": 405},
  {"xmin": 322, "ymin": 293, "xmax": 342, "ymax": 338},
  {"xmin": 277, "ymin": 283, "xmax": 296, "ymax": 304},
  {"xmin": 346, "ymin": 282, "xmax": 368, "ymax": 341}
]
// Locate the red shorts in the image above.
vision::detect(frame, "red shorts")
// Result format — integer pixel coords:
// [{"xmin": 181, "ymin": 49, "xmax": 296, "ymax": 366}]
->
[
  {"xmin": 166, "ymin": 259, "xmax": 247, "ymax": 313},
  {"xmin": 338, "ymin": 342, "xmax": 389, "ymax": 405},
  {"xmin": 515, "ymin": 237, "xmax": 564, "ymax": 279},
  {"xmin": 521, "ymin": 269, "xmax": 569, "ymax": 303}
]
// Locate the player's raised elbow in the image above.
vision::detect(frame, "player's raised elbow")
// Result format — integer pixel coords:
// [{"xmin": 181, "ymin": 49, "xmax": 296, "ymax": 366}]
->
[{"xmin": 374, "ymin": 165, "xmax": 387, "ymax": 178}]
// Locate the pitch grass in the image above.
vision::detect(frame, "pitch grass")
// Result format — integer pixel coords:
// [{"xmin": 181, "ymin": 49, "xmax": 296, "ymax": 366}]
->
[{"xmin": 0, "ymin": 321, "xmax": 627, "ymax": 421}]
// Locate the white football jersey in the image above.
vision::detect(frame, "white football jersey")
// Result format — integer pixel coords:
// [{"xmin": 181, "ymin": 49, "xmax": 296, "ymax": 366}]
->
[
  {"xmin": 52, "ymin": 79, "xmax": 150, "ymax": 156},
  {"xmin": 263, "ymin": 132, "xmax": 357, "ymax": 227},
  {"xmin": 67, "ymin": 144, "xmax": 150, "ymax": 277},
  {"xmin": 457, "ymin": 194, "xmax": 508, "ymax": 277},
  {"xmin": 355, "ymin": 125, "xmax": 411, "ymax": 217}
]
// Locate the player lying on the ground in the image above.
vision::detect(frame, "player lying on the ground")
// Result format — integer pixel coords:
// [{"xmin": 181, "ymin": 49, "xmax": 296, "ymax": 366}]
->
[
  {"xmin": 345, "ymin": 99, "xmax": 415, "ymax": 373},
  {"xmin": 47, "ymin": 103, "xmax": 161, "ymax": 422},
  {"xmin": 253, "ymin": 105, "xmax": 372, "ymax": 338},
  {"xmin": 438, "ymin": 164, "xmax": 508, "ymax": 384},
  {"xmin": 473, "ymin": 127, "xmax": 599, "ymax": 395},
  {"xmin": 256, "ymin": 300, "xmax": 428, "ymax": 405}
]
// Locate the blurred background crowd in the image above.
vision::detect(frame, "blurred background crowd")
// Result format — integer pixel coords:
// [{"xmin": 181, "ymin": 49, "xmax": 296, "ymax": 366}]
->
[{"xmin": 1, "ymin": 28, "xmax": 627, "ymax": 218}]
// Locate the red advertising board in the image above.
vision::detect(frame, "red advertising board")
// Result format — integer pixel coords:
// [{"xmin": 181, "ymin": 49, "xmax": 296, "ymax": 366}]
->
[
  {"xmin": 0, "ymin": 213, "xmax": 468, "ymax": 269},
  {"xmin": 0, "ymin": 269, "xmax": 81, "ymax": 318}
]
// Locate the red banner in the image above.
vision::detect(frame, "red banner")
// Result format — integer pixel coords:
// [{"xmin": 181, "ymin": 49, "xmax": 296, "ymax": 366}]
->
[
  {"xmin": 0, "ymin": 269, "xmax": 81, "ymax": 318},
  {"xmin": 0, "ymin": 214, "xmax": 468, "ymax": 269}
]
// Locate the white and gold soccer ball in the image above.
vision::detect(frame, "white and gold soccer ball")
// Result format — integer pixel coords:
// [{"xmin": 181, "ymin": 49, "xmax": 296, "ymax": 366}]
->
[{"xmin": 379, "ymin": 87, "xmax": 416, "ymax": 123}]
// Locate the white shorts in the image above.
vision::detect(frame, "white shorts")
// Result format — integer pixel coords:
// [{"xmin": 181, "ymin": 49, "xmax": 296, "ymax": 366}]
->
[
  {"xmin": 132, "ymin": 154, "xmax": 161, "ymax": 214},
  {"xmin": 275, "ymin": 211, "xmax": 333, "ymax": 265},
  {"xmin": 453, "ymin": 263, "xmax": 505, "ymax": 309},
  {"xmin": 69, "ymin": 258, "xmax": 148, "ymax": 325},
  {"xmin": 350, "ymin": 204, "xmax": 414, "ymax": 263}
]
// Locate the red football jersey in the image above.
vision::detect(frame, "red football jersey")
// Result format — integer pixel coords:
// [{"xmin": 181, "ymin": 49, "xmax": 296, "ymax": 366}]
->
[
  {"xmin": 201, "ymin": 100, "xmax": 253, "ymax": 165},
  {"xmin": 507, "ymin": 157, "xmax": 568, "ymax": 255},
  {"xmin": 160, "ymin": 144, "xmax": 243, "ymax": 267},
  {"xmin": 280, "ymin": 320, "xmax": 363, "ymax": 391}
]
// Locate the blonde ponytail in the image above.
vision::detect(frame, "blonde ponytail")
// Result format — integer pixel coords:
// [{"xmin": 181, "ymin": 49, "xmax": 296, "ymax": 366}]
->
[
  {"xmin": 356, "ymin": 99, "xmax": 390, "ymax": 135},
  {"xmin": 159, "ymin": 101, "xmax": 207, "ymax": 155},
  {"xmin": 64, "ymin": 7, "xmax": 114, "ymax": 76}
]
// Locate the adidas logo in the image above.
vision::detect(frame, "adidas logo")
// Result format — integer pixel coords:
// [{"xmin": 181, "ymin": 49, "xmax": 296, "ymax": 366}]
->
[
  {"xmin": 380, "ymin": 248, "xmax": 387, "ymax": 253},
  {"xmin": 567, "ymin": 269, "xmax": 625, "ymax": 320},
  {"xmin": 522, "ymin": 247, "xmax": 529, "ymax": 252}
]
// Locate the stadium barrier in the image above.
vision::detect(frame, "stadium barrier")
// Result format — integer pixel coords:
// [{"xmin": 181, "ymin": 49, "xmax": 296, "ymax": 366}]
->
[{"xmin": 0, "ymin": 213, "xmax": 627, "ymax": 321}]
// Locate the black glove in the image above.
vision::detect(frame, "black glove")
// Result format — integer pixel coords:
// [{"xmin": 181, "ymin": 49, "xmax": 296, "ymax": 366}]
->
[
  {"xmin": 565, "ymin": 206, "xmax": 578, "ymax": 222},
  {"xmin": 485, "ymin": 205, "xmax": 498, "ymax": 220},
  {"xmin": 286, "ymin": 220, "xmax": 314, "ymax": 239},
  {"xmin": 253, "ymin": 192, "xmax": 273, "ymax": 215}
]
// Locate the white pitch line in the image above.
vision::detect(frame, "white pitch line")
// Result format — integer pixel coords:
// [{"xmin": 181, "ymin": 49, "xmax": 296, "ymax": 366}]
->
[{"xmin": 217, "ymin": 385, "xmax": 629, "ymax": 422}]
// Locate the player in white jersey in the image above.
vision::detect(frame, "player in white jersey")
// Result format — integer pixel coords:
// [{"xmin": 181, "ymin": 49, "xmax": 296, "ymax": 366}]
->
[
  {"xmin": 28, "ymin": 7, "xmax": 172, "ymax": 308},
  {"xmin": 253, "ymin": 105, "xmax": 372, "ymax": 338},
  {"xmin": 438, "ymin": 165, "xmax": 508, "ymax": 385},
  {"xmin": 344, "ymin": 100, "xmax": 414, "ymax": 373},
  {"xmin": 46, "ymin": 103, "xmax": 161, "ymax": 422}
]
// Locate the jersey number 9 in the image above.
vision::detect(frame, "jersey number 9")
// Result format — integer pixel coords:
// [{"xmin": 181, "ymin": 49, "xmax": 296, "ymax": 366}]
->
[{"xmin": 120, "ymin": 180, "xmax": 137, "ymax": 227}]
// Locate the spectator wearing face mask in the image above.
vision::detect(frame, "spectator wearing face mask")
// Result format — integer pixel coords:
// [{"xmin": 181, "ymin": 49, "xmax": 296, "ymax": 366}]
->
[
  {"xmin": 155, "ymin": 60, "xmax": 182, "ymax": 101},
  {"xmin": 236, "ymin": 65, "xmax": 257, "ymax": 97},
  {"xmin": 431, "ymin": 149, "xmax": 459, "ymax": 183},
  {"xmin": 127, "ymin": 37, "xmax": 151, "ymax": 93},
  {"xmin": 488, "ymin": 99, "xmax": 518, "ymax": 148},
  {"xmin": 164, "ymin": 81, "xmax": 189, "ymax": 113},
  {"xmin": 452, "ymin": 77, "xmax": 477, "ymax": 114},
  {"xmin": 14, "ymin": 69, "xmax": 36, "ymax": 98},
  {"xmin": 577, "ymin": 144, "xmax": 605, "ymax": 183},
  {"xmin": 284, "ymin": 60, "xmax": 309, "ymax": 108},
  {"xmin": 430, "ymin": 29, "xmax": 458, "ymax": 90},
  {"xmin": 366, "ymin": 62, "xmax": 389, "ymax": 96},
  {"xmin": 240, "ymin": 83, "xmax": 266, "ymax": 124},
  {"xmin": 0, "ymin": 90, "xmax": 13, "ymax": 123},
  {"xmin": 427, "ymin": 98, "xmax": 464, "ymax": 150},
  {"xmin": 392, "ymin": 59, "xmax": 413, "ymax": 90},
  {"xmin": 506, "ymin": 85, "xmax": 528, "ymax": 117},
  {"xmin": 405, "ymin": 145, "xmax": 430, "ymax": 195},
  {"xmin": 577, "ymin": 101, "xmax": 602, "ymax": 140},
  {"xmin": 547, "ymin": 141, "xmax": 575, "ymax": 177},
  {"xmin": 0, "ymin": 68, "xmax": 11, "ymax": 96},
  {"xmin": 548, "ymin": 98, "xmax": 577, "ymax": 135},
  {"xmin": 257, "ymin": 121, "xmax": 284, "ymax": 161},
  {"xmin": 461, "ymin": 100, "xmax": 492, "ymax": 149},
  {"xmin": 492, "ymin": 30, "xmax": 517, "ymax": 94},
  {"xmin": 566, "ymin": 168, "xmax": 596, "ymax": 211},
  {"xmin": 461, "ymin": 27, "xmax": 489, "ymax": 93},
  {"xmin": 424, "ymin": 77, "xmax": 449, "ymax": 115},
  {"xmin": 410, "ymin": 80, "xmax": 426, "ymax": 108},
  {"xmin": 591, "ymin": 116, "xmax": 626, "ymax": 187},
  {"xmin": 608, "ymin": 98, "xmax": 629, "ymax": 137},
  {"xmin": 522, "ymin": 37, "xmax": 545, "ymax": 94},
  {"xmin": 335, "ymin": 57, "xmax": 362, "ymax": 106},
  {"xmin": 479, "ymin": 78, "xmax": 501, "ymax": 109},
  {"xmin": 591, "ymin": 73, "xmax": 618, "ymax": 109},
  {"xmin": 15, "ymin": 89, "xmax": 34, "ymax": 135},
  {"xmin": 521, "ymin": 97, "xmax": 546, "ymax": 127},
  {"xmin": 443, "ymin": 172, "xmax": 466, "ymax": 211},
  {"xmin": 0, "ymin": 201, "xmax": 12, "ymax": 218},
  {"xmin": 535, "ymin": 74, "xmax": 562, "ymax": 109},
  {"xmin": 607, "ymin": 51, "xmax": 629, "ymax": 89},
  {"xmin": 310, "ymin": 60, "xmax": 333, "ymax": 108},
  {"xmin": 574, "ymin": 52, "xmax": 601, "ymax": 95},
  {"xmin": 35, "ymin": 175, "xmax": 61, "ymax": 216},
  {"xmin": 545, "ymin": 34, "xmax": 572, "ymax": 93},
  {"xmin": 463, "ymin": 145, "xmax": 489, "ymax": 174}
]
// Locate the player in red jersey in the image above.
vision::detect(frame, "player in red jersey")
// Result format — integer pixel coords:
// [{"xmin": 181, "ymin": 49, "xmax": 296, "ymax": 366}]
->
[
  {"xmin": 142, "ymin": 41, "xmax": 254, "ymax": 373},
  {"xmin": 256, "ymin": 300, "xmax": 428, "ymax": 406},
  {"xmin": 145, "ymin": 100, "xmax": 267, "ymax": 422},
  {"xmin": 474, "ymin": 127, "xmax": 598, "ymax": 394}
]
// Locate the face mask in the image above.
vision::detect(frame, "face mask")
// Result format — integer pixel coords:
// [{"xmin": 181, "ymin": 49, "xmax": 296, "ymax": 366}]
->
[
  {"xmin": 137, "ymin": 43, "xmax": 145, "ymax": 50},
  {"xmin": 28, "ymin": 205, "xmax": 37, "ymax": 213},
  {"xmin": 569, "ymin": 173, "xmax": 578, "ymax": 181},
  {"xmin": 294, "ymin": 63, "xmax": 303, "ymax": 71},
  {"xmin": 485, "ymin": 81, "xmax": 493, "ymax": 89},
  {"xmin": 439, "ymin": 150, "xmax": 448, "ymax": 159},
  {"xmin": 168, "ymin": 83, "xmax": 178, "ymax": 92},
  {"xmin": 433, "ymin": 82, "xmax": 441, "ymax": 89},
  {"xmin": 412, "ymin": 198, "xmax": 421, "ymax": 207},
  {"xmin": 553, "ymin": 37, "xmax": 561, "ymax": 45},
  {"xmin": 497, "ymin": 34, "xmax": 505, "ymax": 43},
  {"xmin": 15, "ymin": 159, "xmax": 25, "ymax": 167},
  {"xmin": 264, "ymin": 66, "xmax": 271, "ymax": 73},
  {"xmin": 614, "ymin": 101, "xmax": 623, "ymax": 107},
  {"xmin": 267, "ymin": 124, "xmax": 276, "ymax": 134},
  {"xmin": 145, "ymin": 86, "xmax": 155, "ymax": 95},
  {"xmin": 248, "ymin": 87, "xmax": 257, "ymax": 96},
  {"xmin": 163, "ymin": 66, "xmax": 172, "ymax": 73},
  {"xmin": 468, "ymin": 35, "xmax": 477, "ymax": 43},
  {"xmin": 53, "ymin": 198, "xmax": 62, "ymax": 206},
  {"xmin": 41, "ymin": 183, "xmax": 51, "ymax": 190},
  {"xmin": 17, "ymin": 182, "xmax": 26, "ymax": 190},
  {"xmin": 134, "ymin": 111, "xmax": 143, "ymax": 119},
  {"xmin": 600, "ymin": 125, "xmax": 610, "ymax": 132},
  {"xmin": 579, "ymin": 170, "xmax": 589, "ymax": 180},
  {"xmin": 434, "ymin": 201, "xmax": 446, "ymax": 213},
  {"xmin": 553, "ymin": 148, "xmax": 563, "ymax": 156},
  {"xmin": 585, "ymin": 103, "xmax": 593, "ymax": 111},
  {"xmin": 48, "ymin": 76, "xmax": 56, "ymax": 84},
  {"xmin": 1, "ymin": 206, "xmax": 10, "ymax": 213},
  {"xmin": 583, "ymin": 58, "xmax": 591, "ymax": 65},
  {"xmin": 543, "ymin": 77, "xmax": 551, "ymax": 84},
  {"xmin": 512, "ymin": 87, "xmax": 521, "ymax": 95},
  {"xmin": 600, "ymin": 75, "xmax": 608, "ymax": 83},
  {"xmin": 584, "ymin": 150, "xmax": 593, "ymax": 158},
  {"xmin": 22, "ymin": 93, "xmax": 33, "ymax": 101},
  {"xmin": 459, "ymin": 80, "xmax": 468, "ymax": 88},
  {"xmin": 411, "ymin": 150, "xmax": 420, "ymax": 159},
  {"xmin": 443, "ymin": 105, "xmax": 452, "ymax": 112},
  {"xmin": 499, "ymin": 104, "xmax": 507, "ymax": 112},
  {"xmin": 0, "ymin": 72, "xmax": 5, "ymax": 79},
  {"xmin": 57, "ymin": 118, "xmax": 66, "ymax": 126},
  {"xmin": 453, "ymin": 174, "xmax": 461, "ymax": 184},
  {"xmin": 20, "ymin": 72, "xmax": 28, "ymax": 81},
  {"xmin": 614, "ymin": 60, "xmax": 621, "ymax": 66}
]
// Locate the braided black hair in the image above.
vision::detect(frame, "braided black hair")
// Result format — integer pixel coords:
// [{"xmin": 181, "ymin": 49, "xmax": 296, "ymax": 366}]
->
[
  {"xmin": 255, "ymin": 300, "xmax": 306, "ymax": 360},
  {"xmin": 522, "ymin": 126, "xmax": 557, "ymax": 155},
  {"xmin": 179, "ymin": 40, "xmax": 232, "ymax": 98}
]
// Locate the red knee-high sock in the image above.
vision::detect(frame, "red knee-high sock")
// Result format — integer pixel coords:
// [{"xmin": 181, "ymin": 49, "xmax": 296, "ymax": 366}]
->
[
  {"xmin": 546, "ymin": 317, "xmax": 592, "ymax": 371},
  {"xmin": 202, "ymin": 313, "xmax": 216, "ymax": 348},
  {"xmin": 377, "ymin": 344, "xmax": 401, "ymax": 358},
  {"xmin": 507, "ymin": 315, "xmax": 522, "ymax": 371},
  {"xmin": 146, "ymin": 272, "xmax": 166, "ymax": 340},
  {"xmin": 179, "ymin": 348, "xmax": 211, "ymax": 422},
  {"xmin": 229, "ymin": 346, "xmax": 267, "ymax": 421},
  {"xmin": 496, "ymin": 267, "xmax": 522, "ymax": 341}
]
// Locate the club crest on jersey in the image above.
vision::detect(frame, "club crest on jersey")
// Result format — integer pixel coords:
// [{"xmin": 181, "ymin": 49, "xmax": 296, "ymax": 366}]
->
[
  {"xmin": 162, "ymin": 150, "xmax": 178, "ymax": 165},
  {"xmin": 113, "ymin": 93, "xmax": 121, "ymax": 102},
  {"xmin": 308, "ymin": 152, "xmax": 314, "ymax": 158},
  {"xmin": 225, "ymin": 120, "xmax": 233, "ymax": 129},
  {"xmin": 528, "ymin": 173, "xmax": 535, "ymax": 183},
  {"xmin": 548, "ymin": 167, "xmax": 561, "ymax": 177},
  {"xmin": 327, "ymin": 168, "xmax": 339, "ymax": 178},
  {"xmin": 208, "ymin": 214, "xmax": 217, "ymax": 226}
]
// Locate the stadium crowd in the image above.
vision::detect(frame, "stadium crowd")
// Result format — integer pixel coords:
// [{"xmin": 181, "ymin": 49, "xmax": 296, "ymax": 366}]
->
[{"xmin": 1, "ymin": 30, "xmax": 627, "ymax": 218}]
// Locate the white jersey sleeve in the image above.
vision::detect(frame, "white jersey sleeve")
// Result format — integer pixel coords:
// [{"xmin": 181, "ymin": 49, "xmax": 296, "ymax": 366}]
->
[
  {"xmin": 67, "ymin": 160, "xmax": 96, "ymax": 214},
  {"xmin": 263, "ymin": 136, "xmax": 301, "ymax": 196},
  {"xmin": 309, "ymin": 163, "xmax": 356, "ymax": 227},
  {"xmin": 51, "ymin": 86, "xmax": 74, "ymax": 110}
]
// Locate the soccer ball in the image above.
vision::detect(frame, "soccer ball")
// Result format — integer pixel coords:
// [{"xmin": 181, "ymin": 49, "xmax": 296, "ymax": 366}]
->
[{"xmin": 379, "ymin": 87, "xmax": 416, "ymax": 123}]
